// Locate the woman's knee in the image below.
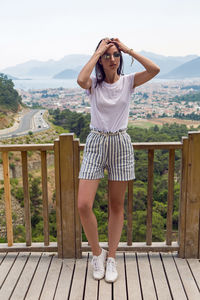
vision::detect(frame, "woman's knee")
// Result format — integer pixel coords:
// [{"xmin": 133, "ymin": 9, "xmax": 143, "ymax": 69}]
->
[
  {"xmin": 78, "ymin": 200, "xmax": 92, "ymax": 216},
  {"xmin": 109, "ymin": 201, "xmax": 124, "ymax": 215}
]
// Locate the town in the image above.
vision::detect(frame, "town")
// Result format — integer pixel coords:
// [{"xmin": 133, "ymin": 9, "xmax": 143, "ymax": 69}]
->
[{"xmin": 18, "ymin": 78, "xmax": 200, "ymax": 121}]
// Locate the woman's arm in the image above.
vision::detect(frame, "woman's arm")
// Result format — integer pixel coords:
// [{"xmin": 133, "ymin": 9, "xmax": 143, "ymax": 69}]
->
[
  {"xmin": 77, "ymin": 39, "xmax": 113, "ymax": 90},
  {"xmin": 112, "ymin": 38, "xmax": 160, "ymax": 88},
  {"xmin": 128, "ymin": 49, "xmax": 160, "ymax": 88}
]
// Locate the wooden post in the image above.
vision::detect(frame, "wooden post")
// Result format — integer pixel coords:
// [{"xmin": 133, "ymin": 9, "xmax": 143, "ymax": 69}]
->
[
  {"xmin": 21, "ymin": 151, "xmax": 32, "ymax": 246},
  {"xmin": 127, "ymin": 180, "xmax": 133, "ymax": 246},
  {"xmin": 178, "ymin": 137, "xmax": 188, "ymax": 258},
  {"xmin": 166, "ymin": 149, "xmax": 175, "ymax": 245},
  {"xmin": 54, "ymin": 139, "xmax": 63, "ymax": 258},
  {"xmin": 2, "ymin": 152, "xmax": 13, "ymax": 246},
  {"xmin": 185, "ymin": 132, "xmax": 200, "ymax": 258},
  {"xmin": 179, "ymin": 132, "xmax": 200, "ymax": 258},
  {"xmin": 41, "ymin": 150, "xmax": 49, "ymax": 246},
  {"xmin": 73, "ymin": 138, "xmax": 82, "ymax": 258},
  {"xmin": 146, "ymin": 149, "xmax": 154, "ymax": 245},
  {"xmin": 55, "ymin": 133, "xmax": 81, "ymax": 258}
]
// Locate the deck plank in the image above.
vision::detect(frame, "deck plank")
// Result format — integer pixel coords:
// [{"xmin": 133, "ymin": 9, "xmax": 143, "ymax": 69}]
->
[
  {"xmin": 10, "ymin": 253, "xmax": 41, "ymax": 300},
  {"xmin": 125, "ymin": 252, "xmax": 142, "ymax": 300},
  {"xmin": 84, "ymin": 253, "xmax": 98, "ymax": 300},
  {"xmin": 0, "ymin": 252, "xmax": 18, "ymax": 288},
  {"xmin": 149, "ymin": 253, "xmax": 171, "ymax": 300},
  {"xmin": 0, "ymin": 251, "xmax": 199, "ymax": 299},
  {"xmin": 187, "ymin": 259, "xmax": 200, "ymax": 290},
  {"xmin": 54, "ymin": 258, "xmax": 75, "ymax": 300},
  {"xmin": 137, "ymin": 253, "xmax": 157, "ymax": 300},
  {"xmin": 0, "ymin": 252, "xmax": 29, "ymax": 299},
  {"xmin": 69, "ymin": 254, "xmax": 87, "ymax": 300},
  {"xmin": 98, "ymin": 277, "xmax": 112, "ymax": 300},
  {"xmin": 40, "ymin": 255, "xmax": 63, "ymax": 300},
  {"xmin": 173, "ymin": 254, "xmax": 200, "ymax": 299},
  {"xmin": 113, "ymin": 253, "xmax": 127, "ymax": 300},
  {"xmin": 161, "ymin": 253, "xmax": 187, "ymax": 299},
  {"xmin": 25, "ymin": 252, "xmax": 53, "ymax": 300},
  {"xmin": 0, "ymin": 253, "xmax": 6, "ymax": 265}
]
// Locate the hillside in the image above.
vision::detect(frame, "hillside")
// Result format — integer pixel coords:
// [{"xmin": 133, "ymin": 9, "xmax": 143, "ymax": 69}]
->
[
  {"xmin": 0, "ymin": 73, "xmax": 23, "ymax": 129},
  {"xmin": 162, "ymin": 57, "xmax": 200, "ymax": 79},
  {"xmin": 53, "ymin": 69, "xmax": 79, "ymax": 79},
  {"xmin": 0, "ymin": 73, "xmax": 22, "ymax": 112}
]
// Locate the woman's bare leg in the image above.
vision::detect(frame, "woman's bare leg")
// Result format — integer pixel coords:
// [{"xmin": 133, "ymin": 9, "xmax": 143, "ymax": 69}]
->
[
  {"xmin": 108, "ymin": 180, "xmax": 128, "ymax": 258},
  {"xmin": 78, "ymin": 179, "xmax": 101, "ymax": 256}
]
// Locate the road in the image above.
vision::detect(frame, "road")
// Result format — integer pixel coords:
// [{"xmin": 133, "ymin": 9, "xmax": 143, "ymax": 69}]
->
[{"xmin": 0, "ymin": 109, "xmax": 49, "ymax": 139}]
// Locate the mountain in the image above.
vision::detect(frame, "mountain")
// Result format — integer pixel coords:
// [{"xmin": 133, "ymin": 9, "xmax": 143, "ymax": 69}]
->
[
  {"xmin": 161, "ymin": 57, "xmax": 200, "ymax": 79},
  {"xmin": 1, "ymin": 52, "xmax": 199, "ymax": 79},
  {"xmin": 53, "ymin": 69, "xmax": 79, "ymax": 79},
  {"xmin": 1, "ymin": 55, "xmax": 90, "ymax": 78}
]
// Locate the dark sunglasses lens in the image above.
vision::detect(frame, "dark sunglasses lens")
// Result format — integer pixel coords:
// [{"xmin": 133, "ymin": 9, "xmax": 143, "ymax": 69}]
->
[{"xmin": 114, "ymin": 53, "xmax": 121, "ymax": 57}]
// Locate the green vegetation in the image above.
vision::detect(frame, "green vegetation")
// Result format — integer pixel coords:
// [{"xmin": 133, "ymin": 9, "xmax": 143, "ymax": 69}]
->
[
  {"xmin": 172, "ymin": 91, "xmax": 200, "ymax": 103},
  {"xmin": 2, "ymin": 108, "xmax": 199, "ymax": 244},
  {"xmin": 10, "ymin": 175, "xmax": 56, "ymax": 242},
  {"xmin": 49, "ymin": 108, "xmax": 90, "ymax": 142},
  {"xmin": 0, "ymin": 73, "xmax": 23, "ymax": 112},
  {"xmin": 174, "ymin": 111, "xmax": 200, "ymax": 121}
]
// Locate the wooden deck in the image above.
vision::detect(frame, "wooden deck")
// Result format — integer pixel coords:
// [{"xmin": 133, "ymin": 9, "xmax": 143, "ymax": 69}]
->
[{"xmin": 0, "ymin": 251, "xmax": 200, "ymax": 300}]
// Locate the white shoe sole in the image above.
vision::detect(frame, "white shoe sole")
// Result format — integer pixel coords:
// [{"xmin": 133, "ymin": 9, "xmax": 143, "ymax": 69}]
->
[{"xmin": 105, "ymin": 275, "xmax": 118, "ymax": 283}]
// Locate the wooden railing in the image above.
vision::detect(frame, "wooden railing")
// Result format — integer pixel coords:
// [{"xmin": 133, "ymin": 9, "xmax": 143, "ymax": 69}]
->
[{"xmin": 0, "ymin": 132, "xmax": 200, "ymax": 259}]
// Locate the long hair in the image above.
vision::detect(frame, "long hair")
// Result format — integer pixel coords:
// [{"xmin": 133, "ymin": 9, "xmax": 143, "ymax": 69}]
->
[{"xmin": 95, "ymin": 39, "xmax": 124, "ymax": 86}]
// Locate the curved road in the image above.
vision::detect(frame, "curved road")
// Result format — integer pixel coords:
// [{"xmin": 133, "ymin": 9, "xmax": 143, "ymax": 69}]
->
[{"xmin": 0, "ymin": 109, "xmax": 49, "ymax": 139}]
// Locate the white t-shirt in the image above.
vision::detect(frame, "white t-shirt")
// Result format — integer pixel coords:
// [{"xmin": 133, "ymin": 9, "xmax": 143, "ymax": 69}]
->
[{"xmin": 86, "ymin": 73, "xmax": 135, "ymax": 132}]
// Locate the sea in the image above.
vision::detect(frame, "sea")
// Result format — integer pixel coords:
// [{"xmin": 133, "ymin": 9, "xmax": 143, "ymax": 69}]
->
[
  {"xmin": 13, "ymin": 78, "xmax": 79, "ymax": 91},
  {"xmin": 13, "ymin": 77, "xmax": 200, "ymax": 91}
]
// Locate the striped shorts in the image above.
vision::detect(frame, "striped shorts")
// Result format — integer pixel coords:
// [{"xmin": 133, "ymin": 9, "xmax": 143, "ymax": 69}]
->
[{"xmin": 79, "ymin": 129, "xmax": 135, "ymax": 181}]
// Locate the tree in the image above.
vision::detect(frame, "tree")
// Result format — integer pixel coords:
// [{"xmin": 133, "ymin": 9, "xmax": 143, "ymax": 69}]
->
[{"xmin": 0, "ymin": 73, "xmax": 22, "ymax": 112}]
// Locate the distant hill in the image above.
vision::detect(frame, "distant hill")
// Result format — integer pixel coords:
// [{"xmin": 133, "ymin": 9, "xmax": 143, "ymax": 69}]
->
[
  {"xmin": 1, "ymin": 52, "xmax": 198, "ymax": 79},
  {"xmin": 161, "ymin": 57, "xmax": 200, "ymax": 79},
  {"xmin": 53, "ymin": 69, "xmax": 79, "ymax": 79},
  {"xmin": 1, "ymin": 55, "xmax": 91, "ymax": 78},
  {"xmin": 123, "ymin": 51, "xmax": 198, "ymax": 77},
  {"xmin": 6, "ymin": 74, "xmax": 19, "ymax": 80}
]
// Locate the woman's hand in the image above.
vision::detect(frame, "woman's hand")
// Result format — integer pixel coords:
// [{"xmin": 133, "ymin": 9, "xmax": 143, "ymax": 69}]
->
[
  {"xmin": 96, "ymin": 38, "xmax": 115, "ymax": 56},
  {"xmin": 112, "ymin": 38, "xmax": 130, "ymax": 54}
]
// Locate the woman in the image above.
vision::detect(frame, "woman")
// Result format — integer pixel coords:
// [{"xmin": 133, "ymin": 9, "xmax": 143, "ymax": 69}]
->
[{"xmin": 77, "ymin": 38, "xmax": 160, "ymax": 282}]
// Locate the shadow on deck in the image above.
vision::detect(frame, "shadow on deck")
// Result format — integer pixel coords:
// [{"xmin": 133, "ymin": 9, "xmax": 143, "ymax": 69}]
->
[{"xmin": 0, "ymin": 251, "xmax": 200, "ymax": 299}]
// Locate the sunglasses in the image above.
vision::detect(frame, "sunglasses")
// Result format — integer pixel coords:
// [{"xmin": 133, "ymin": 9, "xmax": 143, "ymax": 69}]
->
[{"xmin": 101, "ymin": 52, "xmax": 121, "ymax": 60}]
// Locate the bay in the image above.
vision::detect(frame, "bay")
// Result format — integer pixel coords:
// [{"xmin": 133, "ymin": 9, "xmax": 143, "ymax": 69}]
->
[{"xmin": 13, "ymin": 78, "xmax": 79, "ymax": 90}]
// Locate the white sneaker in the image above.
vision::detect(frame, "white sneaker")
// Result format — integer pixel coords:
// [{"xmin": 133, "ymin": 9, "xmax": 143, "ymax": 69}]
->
[
  {"xmin": 105, "ymin": 257, "xmax": 118, "ymax": 283},
  {"xmin": 91, "ymin": 248, "xmax": 107, "ymax": 280}
]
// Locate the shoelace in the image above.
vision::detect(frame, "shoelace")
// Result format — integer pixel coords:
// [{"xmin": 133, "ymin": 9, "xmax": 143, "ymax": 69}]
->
[
  {"xmin": 91, "ymin": 257, "xmax": 100, "ymax": 271},
  {"xmin": 107, "ymin": 260, "xmax": 117, "ymax": 272}
]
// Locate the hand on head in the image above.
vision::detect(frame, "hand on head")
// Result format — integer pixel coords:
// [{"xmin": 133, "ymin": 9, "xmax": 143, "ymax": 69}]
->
[
  {"xmin": 96, "ymin": 38, "xmax": 115, "ymax": 56},
  {"xmin": 96, "ymin": 38, "xmax": 129, "ymax": 55},
  {"xmin": 110, "ymin": 38, "xmax": 130, "ymax": 54}
]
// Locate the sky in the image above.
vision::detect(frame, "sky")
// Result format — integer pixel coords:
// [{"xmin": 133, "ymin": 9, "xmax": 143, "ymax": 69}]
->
[{"xmin": 0, "ymin": 0, "xmax": 200, "ymax": 70}]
